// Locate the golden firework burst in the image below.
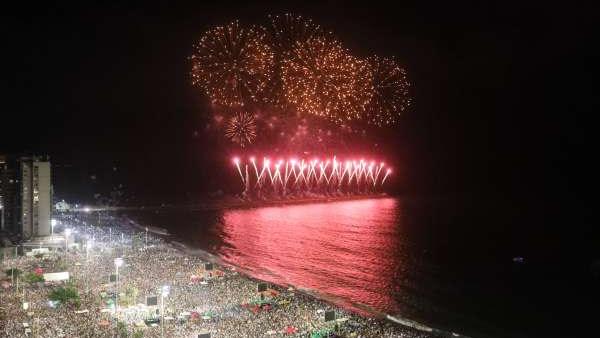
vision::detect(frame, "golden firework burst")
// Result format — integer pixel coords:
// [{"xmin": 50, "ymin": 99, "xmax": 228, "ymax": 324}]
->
[
  {"xmin": 282, "ymin": 36, "xmax": 373, "ymax": 124},
  {"xmin": 191, "ymin": 21, "xmax": 274, "ymax": 107},
  {"xmin": 225, "ymin": 112, "xmax": 257, "ymax": 147}
]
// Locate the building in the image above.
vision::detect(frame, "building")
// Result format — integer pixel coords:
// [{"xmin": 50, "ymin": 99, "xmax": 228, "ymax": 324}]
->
[
  {"xmin": 55, "ymin": 200, "xmax": 71, "ymax": 212},
  {"xmin": 0, "ymin": 155, "xmax": 52, "ymax": 238},
  {"xmin": 0, "ymin": 155, "xmax": 17, "ymax": 233}
]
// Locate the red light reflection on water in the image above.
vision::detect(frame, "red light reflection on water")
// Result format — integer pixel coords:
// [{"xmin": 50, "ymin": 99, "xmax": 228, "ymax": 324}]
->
[{"xmin": 219, "ymin": 198, "xmax": 402, "ymax": 314}]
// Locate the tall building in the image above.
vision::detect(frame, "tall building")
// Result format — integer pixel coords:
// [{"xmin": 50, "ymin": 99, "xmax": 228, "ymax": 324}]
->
[
  {"xmin": 0, "ymin": 155, "xmax": 17, "ymax": 233},
  {"xmin": 0, "ymin": 155, "xmax": 52, "ymax": 238}
]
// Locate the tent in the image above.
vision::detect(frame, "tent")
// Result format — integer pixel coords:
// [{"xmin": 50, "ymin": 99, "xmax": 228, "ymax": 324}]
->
[
  {"xmin": 144, "ymin": 318, "xmax": 160, "ymax": 325},
  {"xmin": 43, "ymin": 272, "xmax": 69, "ymax": 282},
  {"xmin": 249, "ymin": 298, "xmax": 273, "ymax": 307},
  {"xmin": 310, "ymin": 328, "xmax": 333, "ymax": 338},
  {"xmin": 203, "ymin": 310, "xmax": 216, "ymax": 318},
  {"xmin": 285, "ymin": 326, "xmax": 298, "ymax": 334}
]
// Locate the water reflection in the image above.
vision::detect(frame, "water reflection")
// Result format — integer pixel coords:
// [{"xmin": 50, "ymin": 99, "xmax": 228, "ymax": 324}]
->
[{"xmin": 219, "ymin": 198, "xmax": 402, "ymax": 313}]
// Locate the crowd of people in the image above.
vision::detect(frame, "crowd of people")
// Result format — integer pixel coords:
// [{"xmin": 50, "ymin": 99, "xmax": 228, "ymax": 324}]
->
[{"xmin": 0, "ymin": 213, "xmax": 444, "ymax": 338}]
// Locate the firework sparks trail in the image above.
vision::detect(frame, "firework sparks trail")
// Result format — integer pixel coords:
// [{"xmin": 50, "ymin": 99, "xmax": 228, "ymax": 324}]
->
[
  {"xmin": 232, "ymin": 156, "xmax": 392, "ymax": 196},
  {"xmin": 250, "ymin": 157, "xmax": 259, "ymax": 178},
  {"xmin": 256, "ymin": 158, "xmax": 269, "ymax": 187},
  {"xmin": 374, "ymin": 162, "xmax": 384, "ymax": 186},
  {"xmin": 382, "ymin": 169, "xmax": 392, "ymax": 185},
  {"xmin": 233, "ymin": 157, "xmax": 244, "ymax": 183}
]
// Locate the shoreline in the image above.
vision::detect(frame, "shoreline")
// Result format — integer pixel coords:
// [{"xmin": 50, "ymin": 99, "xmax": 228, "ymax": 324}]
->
[
  {"xmin": 78, "ymin": 193, "xmax": 393, "ymax": 213},
  {"xmin": 1, "ymin": 211, "xmax": 466, "ymax": 337},
  {"xmin": 124, "ymin": 216, "xmax": 467, "ymax": 338},
  {"xmin": 190, "ymin": 193, "xmax": 392, "ymax": 211}
]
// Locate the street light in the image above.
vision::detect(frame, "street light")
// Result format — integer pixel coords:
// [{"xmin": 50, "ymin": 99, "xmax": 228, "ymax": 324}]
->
[
  {"xmin": 64, "ymin": 228, "xmax": 71, "ymax": 255},
  {"xmin": 114, "ymin": 258, "xmax": 124, "ymax": 315},
  {"xmin": 160, "ymin": 285, "xmax": 170, "ymax": 338},
  {"xmin": 86, "ymin": 239, "xmax": 93, "ymax": 261},
  {"xmin": 113, "ymin": 257, "xmax": 124, "ymax": 338},
  {"xmin": 85, "ymin": 238, "xmax": 93, "ymax": 293},
  {"xmin": 51, "ymin": 219, "xmax": 57, "ymax": 238}
]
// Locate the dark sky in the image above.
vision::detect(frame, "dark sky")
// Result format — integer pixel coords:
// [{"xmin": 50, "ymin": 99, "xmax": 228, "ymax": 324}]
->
[{"xmin": 1, "ymin": 1, "xmax": 596, "ymax": 206}]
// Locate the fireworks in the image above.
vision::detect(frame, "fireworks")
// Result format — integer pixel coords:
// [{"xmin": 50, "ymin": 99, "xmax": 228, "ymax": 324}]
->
[
  {"xmin": 190, "ymin": 15, "xmax": 412, "ymax": 152},
  {"xmin": 267, "ymin": 13, "xmax": 325, "ymax": 56},
  {"xmin": 225, "ymin": 112, "xmax": 257, "ymax": 147},
  {"xmin": 265, "ymin": 14, "xmax": 326, "ymax": 108},
  {"xmin": 232, "ymin": 156, "xmax": 391, "ymax": 196},
  {"xmin": 365, "ymin": 56, "xmax": 411, "ymax": 126},
  {"xmin": 282, "ymin": 36, "xmax": 373, "ymax": 123},
  {"xmin": 191, "ymin": 20, "xmax": 274, "ymax": 107}
]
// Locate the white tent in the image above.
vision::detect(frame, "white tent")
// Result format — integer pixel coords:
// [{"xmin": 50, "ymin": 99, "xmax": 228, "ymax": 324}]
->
[{"xmin": 43, "ymin": 272, "xmax": 70, "ymax": 282}]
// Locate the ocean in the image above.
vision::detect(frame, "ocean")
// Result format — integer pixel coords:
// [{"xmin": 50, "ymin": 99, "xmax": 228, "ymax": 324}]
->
[{"xmin": 126, "ymin": 196, "xmax": 597, "ymax": 338}]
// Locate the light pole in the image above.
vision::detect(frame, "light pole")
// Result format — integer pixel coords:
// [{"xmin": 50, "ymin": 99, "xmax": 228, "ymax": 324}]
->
[
  {"xmin": 86, "ymin": 238, "xmax": 93, "ymax": 261},
  {"xmin": 145, "ymin": 227, "xmax": 148, "ymax": 249},
  {"xmin": 160, "ymin": 285, "xmax": 170, "ymax": 338},
  {"xmin": 86, "ymin": 239, "xmax": 93, "ymax": 293},
  {"xmin": 51, "ymin": 219, "xmax": 57, "ymax": 238},
  {"xmin": 64, "ymin": 229, "xmax": 71, "ymax": 262},
  {"xmin": 114, "ymin": 257, "xmax": 124, "ymax": 316}
]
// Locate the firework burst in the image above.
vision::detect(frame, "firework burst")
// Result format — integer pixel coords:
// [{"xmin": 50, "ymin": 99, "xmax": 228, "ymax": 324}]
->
[
  {"xmin": 191, "ymin": 17, "xmax": 413, "ymax": 152},
  {"xmin": 225, "ymin": 112, "xmax": 257, "ymax": 147},
  {"xmin": 282, "ymin": 36, "xmax": 373, "ymax": 124},
  {"xmin": 267, "ymin": 13, "xmax": 325, "ymax": 56},
  {"xmin": 365, "ymin": 56, "xmax": 411, "ymax": 126},
  {"xmin": 191, "ymin": 21, "xmax": 274, "ymax": 107},
  {"xmin": 265, "ymin": 14, "xmax": 326, "ymax": 108}
]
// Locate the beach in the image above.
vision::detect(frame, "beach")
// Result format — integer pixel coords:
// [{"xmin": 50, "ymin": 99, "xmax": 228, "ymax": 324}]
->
[{"xmin": 1, "ymin": 213, "xmax": 443, "ymax": 338}]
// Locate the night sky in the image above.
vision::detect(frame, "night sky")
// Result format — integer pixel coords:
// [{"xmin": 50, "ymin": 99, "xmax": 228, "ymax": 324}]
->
[
  {"xmin": 1, "ymin": 1, "xmax": 596, "ymax": 210},
  {"xmin": 2, "ymin": 4, "xmax": 598, "ymax": 336}
]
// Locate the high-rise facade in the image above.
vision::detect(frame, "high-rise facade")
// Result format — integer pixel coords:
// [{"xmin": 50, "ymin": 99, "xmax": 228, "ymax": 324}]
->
[
  {"xmin": 0, "ymin": 155, "xmax": 16, "ymax": 233},
  {"xmin": 0, "ymin": 155, "xmax": 52, "ymax": 238}
]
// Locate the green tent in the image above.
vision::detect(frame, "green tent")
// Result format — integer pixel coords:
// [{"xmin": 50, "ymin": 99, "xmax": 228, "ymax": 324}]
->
[
  {"xmin": 202, "ymin": 310, "xmax": 216, "ymax": 318},
  {"xmin": 249, "ymin": 298, "xmax": 272, "ymax": 306},
  {"xmin": 310, "ymin": 328, "xmax": 332, "ymax": 338}
]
